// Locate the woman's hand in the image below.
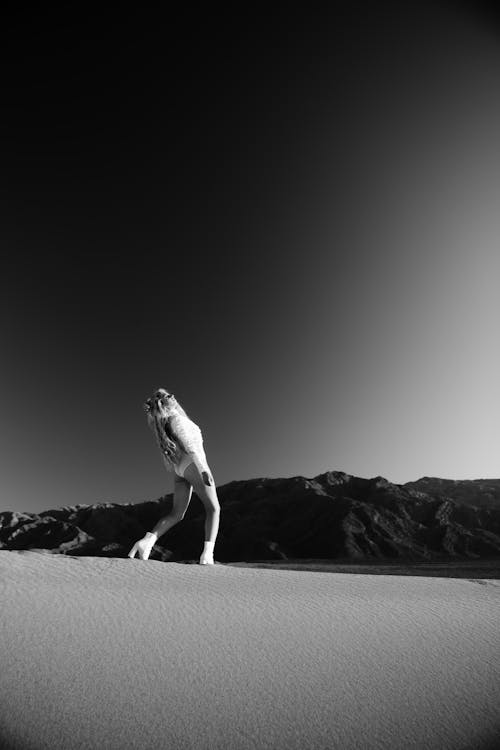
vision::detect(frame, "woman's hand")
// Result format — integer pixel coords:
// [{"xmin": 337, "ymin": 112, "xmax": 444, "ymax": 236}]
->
[{"xmin": 128, "ymin": 531, "xmax": 158, "ymax": 560}]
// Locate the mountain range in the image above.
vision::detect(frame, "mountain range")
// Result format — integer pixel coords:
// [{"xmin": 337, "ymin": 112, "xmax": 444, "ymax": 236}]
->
[{"xmin": 2, "ymin": 472, "xmax": 500, "ymax": 561}]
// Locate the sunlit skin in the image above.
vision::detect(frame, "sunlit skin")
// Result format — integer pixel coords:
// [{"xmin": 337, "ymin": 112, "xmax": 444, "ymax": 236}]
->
[{"xmin": 128, "ymin": 388, "xmax": 220, "ymax": 564}]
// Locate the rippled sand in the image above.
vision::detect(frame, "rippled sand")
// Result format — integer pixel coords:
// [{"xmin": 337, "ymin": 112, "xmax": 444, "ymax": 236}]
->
[{"xmin": 1, "ymin": 551, "xmax": 500, "ymax": 749}]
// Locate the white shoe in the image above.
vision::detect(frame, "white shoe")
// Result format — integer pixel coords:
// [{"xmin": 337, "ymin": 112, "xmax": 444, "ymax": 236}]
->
[
  {"xmin": 199, "ymin": 554, "xmax": 214, "ymax": 565},
  {"xmin": 199, "ymin": 540, "xmax": 215, "ymax": 565},
  {"xmin": 128, "ymin": 532, "xmax": 157, "ymax": 560}
]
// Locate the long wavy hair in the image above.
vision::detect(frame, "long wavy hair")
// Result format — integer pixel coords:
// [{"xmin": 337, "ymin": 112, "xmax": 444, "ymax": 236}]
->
[{"xmin": 144, "ymin": 388, "xmax": 188, "ymax": 463}]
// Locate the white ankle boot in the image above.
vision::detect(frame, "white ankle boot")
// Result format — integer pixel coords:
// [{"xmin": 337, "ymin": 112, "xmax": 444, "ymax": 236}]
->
[
  {"xmin": 199, "ymin": 540, "xmax": 215, "ymax": 565},
  {"xmin": 128, "ymin": 531, "xmax": 158, "ymax": 560}
]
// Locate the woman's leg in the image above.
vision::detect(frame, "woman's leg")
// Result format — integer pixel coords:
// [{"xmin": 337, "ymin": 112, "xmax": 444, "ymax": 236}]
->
[
  {"xmin": 183, "ymin": 462, "xmax": 220, "ymax": 562},
  {"xmin": 150, "ymin": 474, "xmax": 193, "ymax": 540}
]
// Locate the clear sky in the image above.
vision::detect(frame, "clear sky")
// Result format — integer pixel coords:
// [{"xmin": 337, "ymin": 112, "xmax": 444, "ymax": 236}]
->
[{"xmin": 2, "ymin": 3, "xmax": 500, "ymax": 513}]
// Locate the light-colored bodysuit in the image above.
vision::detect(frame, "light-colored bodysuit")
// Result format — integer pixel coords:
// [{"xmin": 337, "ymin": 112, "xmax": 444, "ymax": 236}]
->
[{"xmin": 150, "ymin": 410, "xmax": 210, "ymax": 480}]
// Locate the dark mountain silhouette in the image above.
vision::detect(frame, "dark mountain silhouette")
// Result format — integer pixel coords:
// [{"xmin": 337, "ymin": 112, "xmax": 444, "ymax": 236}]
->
[
  {"xmin": 405, "ymin": 477, "xmax": 500, "ymax": 509},
  {"xmin": 1, "ymin": 472, "xmax": 500, "ymax": 561}
]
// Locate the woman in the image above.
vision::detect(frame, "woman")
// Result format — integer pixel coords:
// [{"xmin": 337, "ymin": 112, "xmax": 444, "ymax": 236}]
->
[{"xmin": 128, "ymin": 388, "xmax": 220, "ymax": 565}]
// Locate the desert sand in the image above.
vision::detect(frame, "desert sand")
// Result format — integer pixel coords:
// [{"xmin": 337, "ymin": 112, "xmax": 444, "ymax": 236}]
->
[{"xmin": 1, "ymin": 551, "xmax": 499, "ymax": 750}]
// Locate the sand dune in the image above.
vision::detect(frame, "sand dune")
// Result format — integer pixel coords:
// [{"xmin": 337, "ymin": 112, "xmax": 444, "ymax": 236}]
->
[{"xmin": 1, "ymin": 551, "xmax": 500, "ymax": 749}]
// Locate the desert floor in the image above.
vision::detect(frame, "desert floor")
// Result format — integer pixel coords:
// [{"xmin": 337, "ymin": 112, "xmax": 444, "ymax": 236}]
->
[{"xmin": 1, "ymin": 551, "xmax": 500, "ymax": 749}]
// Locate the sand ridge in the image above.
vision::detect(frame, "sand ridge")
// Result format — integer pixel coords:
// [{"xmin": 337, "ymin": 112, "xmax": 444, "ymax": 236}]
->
[{"xmin": 1, "ymin": 551, "xmax": 500, "ymax": 749}]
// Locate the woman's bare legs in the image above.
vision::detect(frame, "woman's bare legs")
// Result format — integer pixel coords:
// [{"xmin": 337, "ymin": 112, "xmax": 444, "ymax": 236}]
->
[
  {"xmin": 128, "ymin": 475, "xmax": 193, "ymax": 559},
  {"xmin": 183, "ymin": 462, "xmax": 220, "ymax": 563},
  {"xmin": 150, "ymin": 474, "xmax": 193, "ymax": 539},
  {"xmin": 129, "ymin": 464, "xmax": 219, "ymax": 563}
]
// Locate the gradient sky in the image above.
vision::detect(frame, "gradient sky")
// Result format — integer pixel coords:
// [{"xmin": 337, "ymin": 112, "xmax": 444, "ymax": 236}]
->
[{"xmin": 2, "ymin": 3, "xmax": 500, "ymax": 513}]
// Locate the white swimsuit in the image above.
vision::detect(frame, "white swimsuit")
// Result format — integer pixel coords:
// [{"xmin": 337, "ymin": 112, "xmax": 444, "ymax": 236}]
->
[
  {"xmin": 153, "ymin": 411, "xmax": 209, "ymax": 479},
  {"xmin": 171, "ymin": 450, "xmax": 196, "ymax": 478}
]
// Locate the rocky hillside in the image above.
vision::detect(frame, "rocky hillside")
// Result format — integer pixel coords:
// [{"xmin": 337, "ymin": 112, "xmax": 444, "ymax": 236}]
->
[
  {"xmin": 405, "ymin": 477, "xmax": 500, "ymax": 509},
  {"xmin": 1, "ymin": 471, "xmax": 500, "ymax": 561}
]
